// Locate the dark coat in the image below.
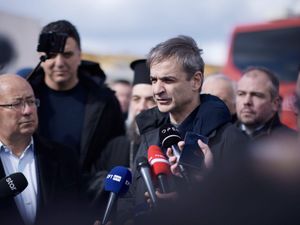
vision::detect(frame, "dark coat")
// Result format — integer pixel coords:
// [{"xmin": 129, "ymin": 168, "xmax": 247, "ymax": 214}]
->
[
  {"xmin": 28, "ymin": 61, "xmax": 125, "ymax": 175},
  {"xmin": 0, "ymin": 135, "xmax": 82, "ymax": 225},
  {"xmin": 99, "ymin": 136, "xmax": 131, "ymax": 171},
  {"xmin": 132, "ymin": 94, "xmax": 249, "ymax": 217},
  {"xmin": 235, "ymin": 113, "xmax": 296, "ymax": 139}
]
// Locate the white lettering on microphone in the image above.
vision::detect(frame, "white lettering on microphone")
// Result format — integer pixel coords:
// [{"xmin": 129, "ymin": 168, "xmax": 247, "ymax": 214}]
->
[
  {"xmin": 107, "ymin": 174, "xmax": 113, "ymax": 179},
  {"xmin": 6, "ymin": 177, "xmax": 17, "ymax": 191},
  {"xmin": 113, "ymin": 175, "xmax": 121, "ymax": 182}
]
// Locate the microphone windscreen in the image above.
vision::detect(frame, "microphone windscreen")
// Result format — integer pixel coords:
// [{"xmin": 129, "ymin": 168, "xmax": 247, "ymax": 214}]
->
[
  {"xmin": 0, "ymin": 172, "xmax": 28, "ymax": 198},
  {"xmin": 148, "ymin": 145, "xmax": 171, "ymax": 176},
  {"xmin": 104, "ymin": 166, "xmax": 132, "ymax": 195},
  {"xmin": 159, "ymin": 124, "xmax": 182, "ymax": 148}
]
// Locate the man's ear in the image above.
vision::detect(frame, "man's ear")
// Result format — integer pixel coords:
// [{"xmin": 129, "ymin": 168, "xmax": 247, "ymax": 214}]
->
[
  {"xmin": 272, "ymin": 95, "xmax": 281, "ymax": 112},
  {"xmin": 192, "ymin": 71, "xmax": 203, "ymax": 91}
]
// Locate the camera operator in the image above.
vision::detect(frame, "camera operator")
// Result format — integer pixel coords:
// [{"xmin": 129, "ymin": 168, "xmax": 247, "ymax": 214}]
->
[{"xmin": 27, "ymin": 20, "xmax": 125, "ymax": 218}]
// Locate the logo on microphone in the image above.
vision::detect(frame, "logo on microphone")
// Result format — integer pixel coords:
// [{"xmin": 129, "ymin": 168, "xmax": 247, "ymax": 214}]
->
[
  {"xmin": 161, "ymin": 126, "xmax": 178, "ymax": 134},
  {"xmin": 113, "ymin": 175, "xmax": 121, "ymax": 182},
  {"xmin": 106, "ymin": 174, "xmax": 122, "ymax": 182},
  {"xmin": 6, "ymin": 177, "xmax": 17, "ymax": 191}
]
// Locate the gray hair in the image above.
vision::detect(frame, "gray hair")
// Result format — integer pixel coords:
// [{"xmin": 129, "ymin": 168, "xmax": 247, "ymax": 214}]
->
[{"xmin": 147, "ymin": 35, "xmax": 205, "ymax": 80}]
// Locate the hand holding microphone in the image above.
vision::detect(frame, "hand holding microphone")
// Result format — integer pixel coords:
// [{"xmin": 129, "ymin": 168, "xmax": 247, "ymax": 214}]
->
[
  {"xmin": 168, "ymin": 132, "xmax": 214, "ymax": 182},
  {"xmin": 159, "ymin": 124, "xmax": 190, "ymax": 183},
  {"xmin": 166, "ymin": 141, "xmax": 185, "ymax": 177},
  {"xmin": 159, "ymin": 124, "xmax": 182, "ymax": 160},
  {"xmin": 144, "ymin": 145, "xmax": 178, "ymax": 209}
]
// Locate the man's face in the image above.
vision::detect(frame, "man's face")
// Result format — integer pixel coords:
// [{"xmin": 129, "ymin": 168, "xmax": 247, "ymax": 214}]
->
[
  {"xmin": 0, "ymin": 76, "xmax": 38, "ymax": 140},
  {"xmin": 41, "ymin": 37, "xmax": 81, "ymax": 90},
  {"xmin": 236, "ymin": 71, "xmax": 279, "ymax": 127},
  {"xmin": 150, "ymin": 57, "xmax": 201, "ymax": 122},
  {"xmin": 127, "ymin": 84, "xmax": 156, "ymax": 123}
]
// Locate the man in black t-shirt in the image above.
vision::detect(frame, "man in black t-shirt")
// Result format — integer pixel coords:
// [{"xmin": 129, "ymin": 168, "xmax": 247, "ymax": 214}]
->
[{"xmin": 28, "ymin": 20, "xmax": 125, "ymax": 177}]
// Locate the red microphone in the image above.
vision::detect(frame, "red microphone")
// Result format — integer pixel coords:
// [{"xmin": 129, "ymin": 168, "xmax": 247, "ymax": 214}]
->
[{"xmin": 148, "ymin": 145, "xmax": 171, "ymax": 193}]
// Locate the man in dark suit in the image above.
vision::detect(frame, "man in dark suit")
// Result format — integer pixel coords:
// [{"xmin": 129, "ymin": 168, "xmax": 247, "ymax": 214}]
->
[{"xmin": 0, "ymin": 74, "xmax": 82, "ymax": 225}]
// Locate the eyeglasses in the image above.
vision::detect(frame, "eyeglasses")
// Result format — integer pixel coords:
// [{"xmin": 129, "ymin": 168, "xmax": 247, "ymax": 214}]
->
[{"xmin": 0, "ymin": 98, "xmax": 40, "ymax": 111}]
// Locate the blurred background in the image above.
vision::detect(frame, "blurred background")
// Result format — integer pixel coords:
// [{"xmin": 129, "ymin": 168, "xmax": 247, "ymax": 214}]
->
[{"xmin": 0, "ymin": 0, "xmax": 300, "ymax": 82}]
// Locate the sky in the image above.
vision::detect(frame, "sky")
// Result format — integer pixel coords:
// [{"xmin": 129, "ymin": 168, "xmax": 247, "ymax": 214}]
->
[{"xmin": 1, "ymin": 0, "xmax": 300, "ymax": 65}]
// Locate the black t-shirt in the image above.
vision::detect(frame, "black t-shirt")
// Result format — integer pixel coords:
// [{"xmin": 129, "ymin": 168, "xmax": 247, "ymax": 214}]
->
[{"xmin": 37, "ymin": 82, "xmax": 87, "ymax": 155}]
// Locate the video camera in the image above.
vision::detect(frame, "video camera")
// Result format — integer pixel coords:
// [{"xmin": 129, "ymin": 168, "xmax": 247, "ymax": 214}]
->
[
  {"xmin": 37, "ymin": 32, "xmax": 67, "ymax": 54},
  {"xmin": 26, "ymin": 32, "xmax": 68, "ymax": 80}
]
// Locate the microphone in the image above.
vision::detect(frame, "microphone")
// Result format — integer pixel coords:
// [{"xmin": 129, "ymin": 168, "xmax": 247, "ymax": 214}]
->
[
  {"xmin": 0, "ymin": 172, "xmax": 28, "ymax": 199},
  {"xmin": 148, "ymin": 145, "xmax": 171, "ymax": 193},
  {"xmin": 159, "ymin": 124, "xmax": 182, "ymax": 159},
  {"xmin": 136, "ymin": 156, "xmax": 157, "ymax": 207},
  {"xmin": 102, "ymin": 166, "xmax": 132, "ymax": 225},
  {"xmin": 159, "ymin": 124, "xmax": 190, "ymax": 183}
]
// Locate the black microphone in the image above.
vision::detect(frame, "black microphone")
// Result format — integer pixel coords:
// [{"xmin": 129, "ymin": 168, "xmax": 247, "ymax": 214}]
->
[
  {"xmin": 159, "ymin": 124, "xmax": 182, "ymax": 159},
  {"xmin": 136, "ymin": 156, "xmax": 157, "ymax": 207},
  {"xmin": 159, "ymin": 124, "xmax": 190, "ymax": 183},
  {"xmin": 0, "ymin": 172, "xmax": 28, "ymax": 199}
]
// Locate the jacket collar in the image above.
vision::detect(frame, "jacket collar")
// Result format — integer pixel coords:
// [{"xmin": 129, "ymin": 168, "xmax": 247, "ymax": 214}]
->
[
  {"xmin": 136, "ymin": 94, "xmax": 231, "ymax": 137},
  {"xmin": 236, "ymin": 113, "xmax": 283, "ymax": 138}
]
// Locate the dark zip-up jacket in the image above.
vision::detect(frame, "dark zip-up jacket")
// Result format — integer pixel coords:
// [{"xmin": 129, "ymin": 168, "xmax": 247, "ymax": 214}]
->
[{"xmin": 132, "ymin": 94, "xmax": 249, "ymax": 218}]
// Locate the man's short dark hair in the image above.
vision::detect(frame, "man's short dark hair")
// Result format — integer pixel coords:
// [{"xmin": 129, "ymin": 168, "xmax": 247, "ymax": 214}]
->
[
  {"xmin": 41, "ymin": 20, "xmax": 81, "ymax": 50},
  {"xmin": 242, "ymin": 66, "xmax": 280, "ymax": 99}
]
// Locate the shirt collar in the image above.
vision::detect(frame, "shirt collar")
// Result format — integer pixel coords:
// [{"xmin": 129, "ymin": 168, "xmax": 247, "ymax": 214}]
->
[
  {"xmin": 240, "ymin": 123, "xmax": 265, "ymax": 136},
  {"xmin": 0, "ymin": 137, "xmax": 34, "ymax": 156}
]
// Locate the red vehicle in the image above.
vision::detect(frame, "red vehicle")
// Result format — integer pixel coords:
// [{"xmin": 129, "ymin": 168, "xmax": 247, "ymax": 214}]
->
[{"xmin": 222, "ymin": 17, "xmax": 300, "ymax": 129}]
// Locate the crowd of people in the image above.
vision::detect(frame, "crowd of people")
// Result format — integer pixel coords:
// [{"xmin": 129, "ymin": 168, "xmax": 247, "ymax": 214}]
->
[{"xmin": 0, "ymin": 19, "xmax": 299, "ymax": 225}]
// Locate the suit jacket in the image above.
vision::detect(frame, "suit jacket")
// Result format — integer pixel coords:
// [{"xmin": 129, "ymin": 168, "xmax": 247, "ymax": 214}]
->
[{"xmin": 0, "ymin": 135, "xmax": 81, "ymax": 225}]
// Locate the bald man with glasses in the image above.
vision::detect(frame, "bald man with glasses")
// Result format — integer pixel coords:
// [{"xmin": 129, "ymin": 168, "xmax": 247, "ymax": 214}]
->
[
  {"xmin": 0, "ymin": 74, "xmax": 82, "ymax": 225},
  {"xmin": 0, "ymin": 98, "xmax": 40, "ymax": 111}
]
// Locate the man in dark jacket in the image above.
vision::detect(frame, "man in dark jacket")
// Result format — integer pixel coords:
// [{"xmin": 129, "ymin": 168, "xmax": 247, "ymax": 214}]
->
[
  {"xmin": 235, "ymin": 66, "xmax": 295, "ymax": 139},
  {"xmin": 132, "ymin": 35, "xmax": 248, "ymax": 220},
  {"xmin": 0, "ymin": 74, "xmax": 83, "ymax": 225},
  {"xmin": 28, "ymin": 20, "xmax": 125, "ymax": 177}
]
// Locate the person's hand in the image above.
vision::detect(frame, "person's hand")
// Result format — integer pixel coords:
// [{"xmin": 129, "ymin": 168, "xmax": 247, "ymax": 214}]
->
[
  {"xmin": 166, "ymin": 141, "xmax": 185, "ymax": 177},
  {"xmin": 191, "ymin": 139, "xmax": 213, "ymax": 182},
  {"xmin": 198, "ymin": 139, "xmax": 213, "ymax": 170},
  {"xmin": 145, "ymin": 190, "xmax": 178, "ymax": 208},
  {"xmin": 155, "ymin": 190, "xmax": 178, "ymax": 201}
]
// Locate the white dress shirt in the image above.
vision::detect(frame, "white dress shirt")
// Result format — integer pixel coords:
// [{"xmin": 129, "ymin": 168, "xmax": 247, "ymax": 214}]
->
[{"xmin": 0, "ymin": 138, "xmax": 38, "ymax": 225}]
